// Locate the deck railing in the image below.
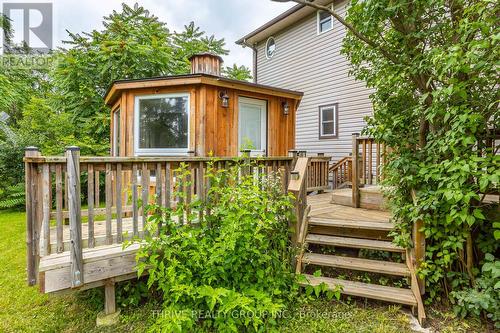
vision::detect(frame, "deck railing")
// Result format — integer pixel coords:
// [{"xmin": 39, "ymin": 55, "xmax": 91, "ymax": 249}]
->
[
  {"xmin": 24, "ymin": 147, "xmax": 296, "ymax": 287},
  {"xmin": 351, "ymin": 134, "xmax": 388, "ymax": 208},
  {"xmin": 288, "ymin": 150, "xmax": 331, "ymax": 193}
]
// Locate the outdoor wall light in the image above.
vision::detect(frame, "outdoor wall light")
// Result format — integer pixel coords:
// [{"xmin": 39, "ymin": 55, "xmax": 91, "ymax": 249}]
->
[
  {"xmin": 282, "ymin": 101, "xmax": 290, "ymax": 115},
  {"xmin": 219, "ymin": 91, "xmax": 229, "ymax": 108}
]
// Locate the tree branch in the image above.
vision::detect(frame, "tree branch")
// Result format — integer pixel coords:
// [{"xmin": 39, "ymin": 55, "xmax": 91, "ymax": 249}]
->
[{"xmin": 272, "ymin": 0, "xmax": 400, "ymax": 64}]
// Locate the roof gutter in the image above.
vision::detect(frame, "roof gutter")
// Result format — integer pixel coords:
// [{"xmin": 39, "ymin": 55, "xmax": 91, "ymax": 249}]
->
[
  {"xmin": 235, "ymin": 3, "xmax": 305, "ymax": 45},
  {"xmin": 240, "ymin": 39, "xmax": 259, "ymax": 83}
]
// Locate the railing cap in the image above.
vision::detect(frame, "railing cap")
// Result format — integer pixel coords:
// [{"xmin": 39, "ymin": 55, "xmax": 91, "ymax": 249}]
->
[
  {"xmin": 65, "ymin": 146, "xmax": 80, "ymax": 151},
  {"xmin": 25, "ymin": 146, "xmax": 40, "ymax": 152}
]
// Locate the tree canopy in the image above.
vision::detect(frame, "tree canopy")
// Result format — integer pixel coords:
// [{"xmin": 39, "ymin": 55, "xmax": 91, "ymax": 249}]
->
[{"xmin": 0, "ymin": 3, "xmax": 251, "ymax": 208}]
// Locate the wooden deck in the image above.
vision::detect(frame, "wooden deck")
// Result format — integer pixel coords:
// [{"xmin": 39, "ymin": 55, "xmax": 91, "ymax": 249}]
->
[
  {"xmin": 49, "ymin": 216, "xmax": 145, "ymax": 253},
  {"xmin": 308, "ymin": 191, "xmax": 389, "ymax": 222},
  {"xmin": 40, "ymin": 192, "xmax": 372, "ymax": 293}
]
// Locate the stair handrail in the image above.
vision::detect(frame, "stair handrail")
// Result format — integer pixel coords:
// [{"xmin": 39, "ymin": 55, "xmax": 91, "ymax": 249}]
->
[
  {"xmin": 328, "ymin": 156, "xmax": 351, "ymax": 172},
  {"xmin": 329, "ymin": 156, "xmax": 352, "ymax": 189},
  {"xmin": 287, "ymin": 156, "xmax": 309, "ymax": 245},
  {"xmin": 410, "ymin": 189, "xmax": 425, "ymax": 293}
]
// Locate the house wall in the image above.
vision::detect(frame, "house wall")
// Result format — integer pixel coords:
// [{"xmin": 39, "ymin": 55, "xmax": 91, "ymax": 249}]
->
[
  {"xmin": 110, "ymin": 84, "xmax": 297, "ymax": 157},
  {"xmin": 255, "ymin": 0, "xmax": 373, "ymax": 162}
]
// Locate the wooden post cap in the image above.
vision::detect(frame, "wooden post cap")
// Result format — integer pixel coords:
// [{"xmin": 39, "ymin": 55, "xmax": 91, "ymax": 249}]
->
[
  {"xmin": 25, "ymin": 146, "xmax": 40, "ymax": 152},
  {"xmin": 65, "ymin": 146, "xmax": 80, "ymax": 151}
]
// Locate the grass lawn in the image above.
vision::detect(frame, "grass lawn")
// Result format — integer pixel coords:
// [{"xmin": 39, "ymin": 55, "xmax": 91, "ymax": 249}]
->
[{"xmin": 0, "ymin": 210, "xmax": 486, "ymax": 332}]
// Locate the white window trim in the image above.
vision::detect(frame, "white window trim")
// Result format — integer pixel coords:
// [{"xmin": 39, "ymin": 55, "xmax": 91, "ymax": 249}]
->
[
  {"xmin": 319, "ymin": 104, "xmax": 338, "ymax": 138},
  {"xmin": 134, "ymin": 93, "xmax": 190, "ymax": 156},
  {"xmin": 265, "ymin": 37, "xmax": 276, "ymax": 60},
  {"xmin": 317, "ymin": 6, "xmax": 334, "ymax": 35},
  {"xmin": 238, "ymin": 97, "xmax": 267, "ymax": 155}
]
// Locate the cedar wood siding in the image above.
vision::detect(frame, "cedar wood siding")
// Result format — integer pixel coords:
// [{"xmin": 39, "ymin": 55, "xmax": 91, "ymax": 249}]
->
[
  {"xmin": 110, "ymin": 85, "xmax": 298, "ymax": 158},
  {"xmin": 255, "ymin": 0, "xmax": 373, "ymax": 162}
]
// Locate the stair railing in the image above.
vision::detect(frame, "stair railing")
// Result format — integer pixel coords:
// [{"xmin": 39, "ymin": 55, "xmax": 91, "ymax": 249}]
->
[
  {"xmin": 351, "ymin": 133, "xmax": 388, "ymax": 208},
  {"xmin": 329, "ymin": 156, "xmax": 352, "ymax": 190},
  {"xmin": 287, "ymin": 155, "xmax": 310, "ymax": 245}
]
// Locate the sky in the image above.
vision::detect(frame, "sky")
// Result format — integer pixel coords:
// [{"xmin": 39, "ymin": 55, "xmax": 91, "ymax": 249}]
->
[{"xmin": 2, "ymin": 0, "xmax": 295, "ymax": 68}]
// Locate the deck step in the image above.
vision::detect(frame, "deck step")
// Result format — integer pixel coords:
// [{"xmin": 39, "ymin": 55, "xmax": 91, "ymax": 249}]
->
[
  {"xmin": 303, "ymin": 253, "xmax": 410, "ymax": 277},
  {"xmin": 330, "ymin": 187, "xmax": 386, "ymax": 210},
  {"xmin": 309, "ymin": 217, "xmax": 394, "ymax": 231},
  {"xmin": 306, "ymin": 234, "xmax": 404, "ymax": 253},
  {"xmin": 300, "ymin": 274, "xmax": 417, "ymax": 307}
]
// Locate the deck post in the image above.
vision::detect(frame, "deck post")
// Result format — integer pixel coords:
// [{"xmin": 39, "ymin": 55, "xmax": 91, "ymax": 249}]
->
[
  {"xmin": 241, "ymin": 149, "xmax": 251, "ymax": 176},
  {"xmin": 104, "ymin": 280, "xmax": 116, "ymax": 315},
  {"xmin": 66, "ymin": 146, "xmax": 83, "ymax": 288},
  {"xmin": 351, "ymin": 133, "xmax": 360, "ymax": 208},
  {"xmin": 288, "ymin": 150, "xmax": 298, "ymax": 170},
  {"xmin": 25, "ymin": 147, "xmax": 41, "ymax": 286},
  {"xmin": 96, "ymin": 279, "xmax": 120, "ymax": 326}
]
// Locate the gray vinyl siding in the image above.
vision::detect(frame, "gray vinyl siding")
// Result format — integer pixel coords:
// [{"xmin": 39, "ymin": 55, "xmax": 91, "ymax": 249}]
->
[{"xmin": 255, "ymin": 0, "xmax": 373, "ymax": 162}]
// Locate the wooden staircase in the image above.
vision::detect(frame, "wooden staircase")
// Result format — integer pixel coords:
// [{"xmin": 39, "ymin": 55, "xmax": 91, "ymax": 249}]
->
[{"xmin": 296, "ymin": 188, "xmax": 425, "ymax": 324}]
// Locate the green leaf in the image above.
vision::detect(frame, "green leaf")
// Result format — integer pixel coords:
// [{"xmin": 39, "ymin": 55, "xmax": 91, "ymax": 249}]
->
[{"xmin": 472, "ymin": 209, "xmax": 485, "ymax": 220}]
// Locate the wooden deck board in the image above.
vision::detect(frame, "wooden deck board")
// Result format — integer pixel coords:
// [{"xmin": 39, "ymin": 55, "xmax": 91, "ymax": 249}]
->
[
  {"xmin": 303, "ymin": 253, "xmax": 410, "ymax": 277},
  {"xmin": 300, "ymin": 274, "xmax": 417, "ymax": 306},
  {"xmin": 308, "ymin": 192, "xmax": 390, "ymax": 222},
  {"xmin": 330, "ymin": 186, "xmax": 386, "ymax": 210},
  {"xmin": 306, "ymin": 234, "xmax": 404, "ymax": 252},
  {"xmin": 40, "ymin": 243, "xmax": 142, "ymax": 293}
]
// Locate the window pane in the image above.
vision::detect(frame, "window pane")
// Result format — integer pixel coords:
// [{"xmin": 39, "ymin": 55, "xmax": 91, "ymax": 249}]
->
[
  {"xmin": 113, "ymin": 110, "xmax": 120, "ymax": 156},
  {"xmin": 266, "ymin": 38, "xmax": 276, "ymax": 58},
  {"xmin": 322, "ymin": 108, "xmax": 334, "ymax": 122},
  {"xmin": 319, "ymin": 10, "xmax": 330, "ymax": 21},
  {"xmin": 322, "ymin": 122, "xmax": 334, "ymax": 136},
  {"xmin": 320, "ymin": 19, "xmax": 332, "ymax": 32},
  {"xmin": 138, "ymin": 96, "xmax": 188, "ymax": 149},
  {"xmin": 240, "ymin": 103, "xmax": 262, "ymax": 150}
]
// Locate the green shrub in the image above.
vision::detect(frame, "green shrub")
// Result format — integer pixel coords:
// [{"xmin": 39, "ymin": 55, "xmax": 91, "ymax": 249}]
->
[
  {"xmin": 451, "ymin": 254, "xmax": 500, "ymax": 328},
  {"xmin": 135, "ymin": 160, "xmax": 297, "ymax": 332}
]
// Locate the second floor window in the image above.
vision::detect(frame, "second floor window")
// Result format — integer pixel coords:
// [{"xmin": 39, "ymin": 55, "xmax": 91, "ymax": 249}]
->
[
  {"xmin": 317, "ymin": 10, "xmax": 333, "ymax": 34},
  {"xmin": 266, "ymin": 37, "xmax": 276, "ymax": 59}
]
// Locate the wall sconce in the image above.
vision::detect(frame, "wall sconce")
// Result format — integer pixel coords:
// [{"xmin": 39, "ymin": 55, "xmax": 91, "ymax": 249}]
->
[
  {"xmin": 282, "ymin": 101, "xmax": 290, "ymax": 115},
  {"xmin": 219, "ymin": 91, "xmax": 229, "ymax": 108}
]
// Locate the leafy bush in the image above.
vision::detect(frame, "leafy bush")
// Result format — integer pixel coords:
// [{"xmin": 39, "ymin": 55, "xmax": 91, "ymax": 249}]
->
[
  {"xmin": 0, "ymin": 183, "xmax": 25, "ymax": 210},
  {"xmin": 135, "ymin": 160, "xmax": 297, "ymax": 332},
  {"xmin": 451, "ymin": 254, "xmax": 500, "ymax": 329}
]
